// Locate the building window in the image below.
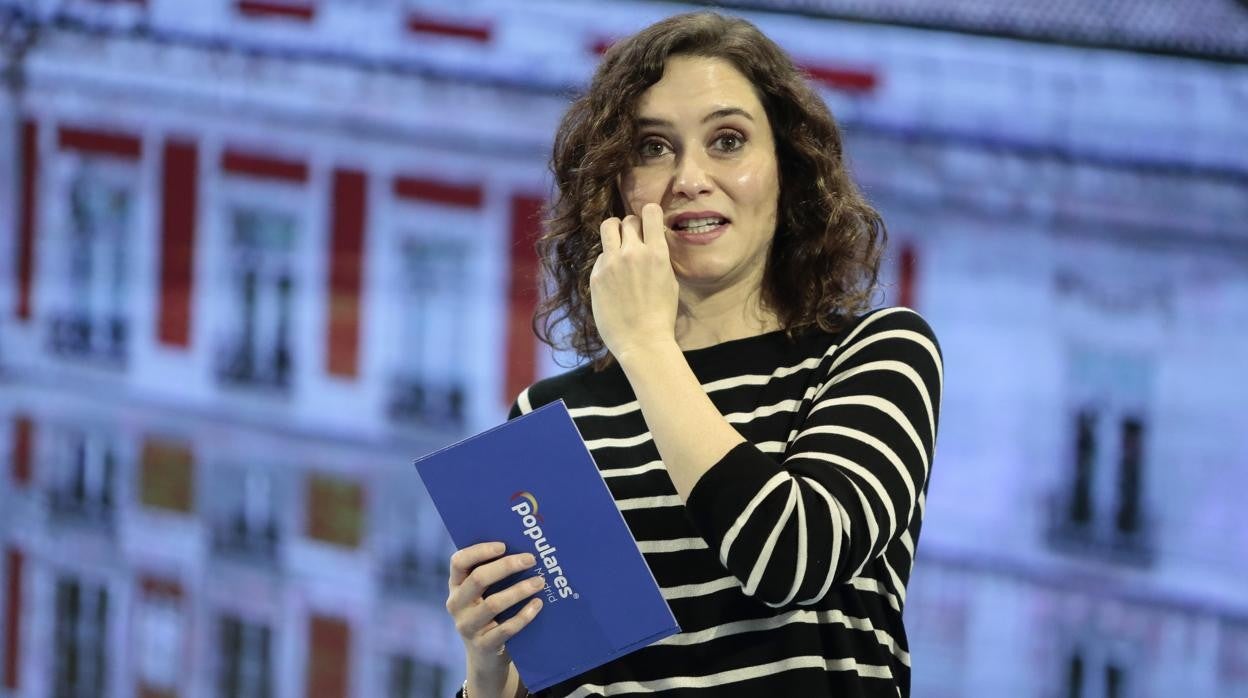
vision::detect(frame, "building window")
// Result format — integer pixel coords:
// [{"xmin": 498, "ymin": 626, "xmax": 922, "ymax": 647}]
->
[
  {"xmin": 306, "ymin": 616, "xmax": 351, "ymax": 698},
  {"xmin": 218, "ymin": 615, "xmax": 273, "ymax": 698},
  {"xmin": 1115, "ymin": 417, "xmax": 1144, "ymax": 537},
  {"xmin": 1068, "ymin": 409, "xmax": 1096, "ymax": 527},
  {"xmin": 387, "ymin": 655, "xmax": 446, "ymax": 698},
  {"xmin": 378, "ymin": 488, "xmax": 448, "ymax": 600},
  {"xmin": 1066, "ymin": 651, "xmax": 1083, "ymax": 698},
  {"xmin": 139, "ymin": 437, "xmax": 195, "ymax": 514},
  {"xmin": 388, "ymin": 239, "xmax": 470, "ymax": 428},
  {"xmin": 135, "ymin": 578, "xmax": 183, "ymax": 698},
  {"xmin": 380, "ymin": 543, "xmax": 448, "ymax": 601},
  {"xmin": 11, "ymin": 414, "xmax": 35, "ymax": 486},
  {"xmin": 216, "ymin": 208, "xmax": 297, "ymax": 392},
  {"xmin": 212, "ymin": 469, "xmax": 280, "ymax": 563},
  {"xmin": 305, "ymin": 474, "xmax": 364, "ymax": 549},
  {"xmin": 1051, "ymin": 410, "xmax": 1151, "ymax": 563},
  {"xmin": 48, "ymin": 428, "xmax": 116, "ymax": 527},
  {"xmin": 48, "ymin": 172, "xmax": 131, "ymax": 365},
  {"xmin": 1105, "ymin": 662, "xmax": 1124, "ymax": 698},
  {"xmin": 1049, "ymin": 350, "xmax": 1154, "ymax": 564},
  {"xmin": 1065, "ymin": 648, "xmax": 1130, "ymax": 698},
  {"xmin": 1218, "ymin": 619, "xmax": 1248, "ymax": 693},
  {"xmin": 53, "ymin": 576, "xmax": 109, "ymax": 698}
]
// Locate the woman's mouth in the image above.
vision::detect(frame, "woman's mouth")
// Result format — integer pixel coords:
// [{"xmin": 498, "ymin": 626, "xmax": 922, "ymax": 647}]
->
[{"xmin": 671, "ymin": 217, "xmax": 729, "ymax": 244}]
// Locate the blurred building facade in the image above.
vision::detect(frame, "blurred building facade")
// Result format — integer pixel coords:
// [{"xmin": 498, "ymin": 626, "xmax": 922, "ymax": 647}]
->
[{"xmin": 2, "ymin": 1, "xmax": 1247, "ymax": 697}]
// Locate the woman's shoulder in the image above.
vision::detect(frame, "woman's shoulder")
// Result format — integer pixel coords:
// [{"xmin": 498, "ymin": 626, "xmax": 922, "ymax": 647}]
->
[
  {"xmin": 507, "ymin": 361, "xmax": 630, "ymax": 419},
  {"xmin": 840, "ymin": 306, "xmax": 939, "ymax": 345},
  {"xmin": 790, "ymin": 306, "xmax": 938, "ymax": 360},
  {"xmin": 822, "ymin": 306, "xmax": 943, "ymax": 383}
]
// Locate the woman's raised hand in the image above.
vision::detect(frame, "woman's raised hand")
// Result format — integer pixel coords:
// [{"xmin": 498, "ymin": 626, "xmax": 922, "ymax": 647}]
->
[{"xmin": 591, "ymin": 202, "xmax": 680, "ymax": 359}]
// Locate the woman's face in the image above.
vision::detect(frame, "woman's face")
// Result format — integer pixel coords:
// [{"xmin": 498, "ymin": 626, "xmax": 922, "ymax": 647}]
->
[{"xmin": 619, "ymin": 55, "xmax": 780, "ymax": 296}]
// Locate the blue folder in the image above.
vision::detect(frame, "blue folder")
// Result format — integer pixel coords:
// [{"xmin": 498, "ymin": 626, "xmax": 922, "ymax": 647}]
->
[{"xmin": 414, "ymin": 400, "xmax": 680, "ymax": 692}]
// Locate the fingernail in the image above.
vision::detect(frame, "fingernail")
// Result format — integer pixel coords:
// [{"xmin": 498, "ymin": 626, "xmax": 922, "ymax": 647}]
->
[
  {"xmin": 521, "ymin": 554, "xmax": 535, "ymax": 566},
  {"xmin": 492, "ymin": 543, "xmax": 506, "ymax": 555}
]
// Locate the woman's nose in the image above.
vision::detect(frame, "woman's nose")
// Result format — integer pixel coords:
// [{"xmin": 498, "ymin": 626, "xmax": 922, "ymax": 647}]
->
[{"xmin": 672, "ymin": 152, "xmax": 713, "ymax": 199}]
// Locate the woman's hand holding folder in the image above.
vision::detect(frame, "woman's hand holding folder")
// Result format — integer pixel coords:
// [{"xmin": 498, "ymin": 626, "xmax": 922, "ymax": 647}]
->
[{"xmin": 448, "ymin": 541, "xmax": 543, "ymax": 698}]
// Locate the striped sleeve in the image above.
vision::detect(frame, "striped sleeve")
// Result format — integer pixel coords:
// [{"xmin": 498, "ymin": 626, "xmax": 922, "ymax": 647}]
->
[
  {"xmin": 507, "ymin": 386, "xmax": 534, "ymax": 420},
  {"xmin": 684, "ymin": 308, "xmax": 943, "ymax": 609}
]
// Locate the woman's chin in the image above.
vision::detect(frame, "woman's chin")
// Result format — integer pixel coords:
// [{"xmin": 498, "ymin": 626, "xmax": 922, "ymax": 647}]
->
[{"xmin": 673, "ymin": 266, "xmax": 735, "ymax": 291}]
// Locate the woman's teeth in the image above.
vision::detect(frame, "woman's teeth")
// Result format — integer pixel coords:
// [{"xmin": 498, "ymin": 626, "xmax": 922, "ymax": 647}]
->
[{"xmin": 676, "ymin": 218, "xmax": 726, "ymax": 234}]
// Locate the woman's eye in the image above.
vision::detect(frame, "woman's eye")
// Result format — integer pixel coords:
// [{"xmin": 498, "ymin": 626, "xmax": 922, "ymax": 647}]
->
[
  {"xmin": 639, "ymin": 140, "xmax": 669, "ymax": 158},
  {"xmin": 714, "ymin": 134, "xmax": 744, "ymax": 152}
]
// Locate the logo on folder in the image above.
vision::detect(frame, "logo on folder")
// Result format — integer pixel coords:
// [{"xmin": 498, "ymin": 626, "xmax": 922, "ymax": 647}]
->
[{"xmin": 510, "ymin": 491, "xmax": 579, "ymax": 600}]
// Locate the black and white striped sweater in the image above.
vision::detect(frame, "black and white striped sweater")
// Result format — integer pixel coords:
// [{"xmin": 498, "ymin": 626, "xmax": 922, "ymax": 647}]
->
[{"xmin": 509, "ymin": 307, "xmax": 943, "ymax": 697}]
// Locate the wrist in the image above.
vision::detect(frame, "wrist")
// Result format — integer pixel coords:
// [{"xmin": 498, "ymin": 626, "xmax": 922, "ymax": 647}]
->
[
  {"xmin": 464, "ymin": 678, "xmax": 528, "ymax": 698},
  {"xmin": 613, "ymin": 337, "xmax": 680, "ymax": 369},
  {"xmin": 465, "ymin": 656, "xmax": 510, "ymax": 698}
]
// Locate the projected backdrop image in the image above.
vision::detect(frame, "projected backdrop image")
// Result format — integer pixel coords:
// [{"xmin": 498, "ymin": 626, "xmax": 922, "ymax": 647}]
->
[{"xmin": 1, "ymin": 1, "xmax": 1247, "ymax": 696}]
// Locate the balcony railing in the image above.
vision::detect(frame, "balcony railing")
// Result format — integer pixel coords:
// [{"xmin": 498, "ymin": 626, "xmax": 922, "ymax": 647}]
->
[
  {"xmin": 215, "ymin": 338, "xmax": 292, "ymax": 392},
  {"xmin": 47, "ymin": 311, "xmax": 127, "ymax": 365},
  {"xmin": 47, "ymin": 485, "xmax": 115, "ymax": 529},
  {"xmin": 380, "ymin": 546, "xmax": 447, "ymax": 600},
  {"xmin": 212, "ymin": 514, "xmax": 281, "ymax": 564},
  {"xmin": 387, "ymin": 376, "xmax": 465, "ymax": 428},
  {"xmin": 1044, "ymin": 492, "xmax": 1156, "ymax": 567}
]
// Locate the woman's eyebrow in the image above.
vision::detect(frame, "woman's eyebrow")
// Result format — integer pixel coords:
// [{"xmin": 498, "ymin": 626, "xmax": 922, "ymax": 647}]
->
[
  {"xmin": 701, "ymin": 107, "xmax": 753, "ymax": 123},
  {"xmin": 637, "ymin": 107, "xmax": 755, "ymax": 129}
]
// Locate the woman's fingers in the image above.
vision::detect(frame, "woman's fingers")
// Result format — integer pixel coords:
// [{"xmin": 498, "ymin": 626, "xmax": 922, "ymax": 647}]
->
[
  {"xmin": 444, "ymin": 543, "xmax": 547, "ymax": 665},
  {"xmin": 620, "ymin": 215, "xmax": 643, "ymax": 247},
  {"xmin": 640, "ymin": 203, "xmax": 669, "ymax": 257},
  {"xmin": 458, "ymin": 575, "xmax": 547, "ymax": 636},
  {"xmin": 599, "ymin": 208, "xmax": 665, "ymax": 256},
  {"xmin": 472, "ymin": 598, "xmax": 544, "ymax": 655},
  {"xmin": 448, "ymin": 542, "xmax": 505, "ymax": 588},
  {"xmin": 600, "ymin": 217, "xmax": 622, "ymax": 253},
  {"xmin": 447, "ymin": 552, "xmax": 536, "ymax": 614}
]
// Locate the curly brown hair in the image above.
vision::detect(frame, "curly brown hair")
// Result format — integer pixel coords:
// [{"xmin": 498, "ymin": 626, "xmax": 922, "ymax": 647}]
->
[{"xmin": 535, "ymin": 11, "xmax": 886, "ymax": 363}]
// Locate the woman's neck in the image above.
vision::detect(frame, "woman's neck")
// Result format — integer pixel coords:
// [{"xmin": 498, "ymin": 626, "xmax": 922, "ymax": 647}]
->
[{"xmin": 673, "ymin": 284, "xmax": 782, "ymax": 351}]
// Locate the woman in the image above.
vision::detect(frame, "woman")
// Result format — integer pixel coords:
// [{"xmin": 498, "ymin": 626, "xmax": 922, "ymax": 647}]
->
[{"xmin": 445, "ymin": 11, "xmax": 942, "ymax": 698}]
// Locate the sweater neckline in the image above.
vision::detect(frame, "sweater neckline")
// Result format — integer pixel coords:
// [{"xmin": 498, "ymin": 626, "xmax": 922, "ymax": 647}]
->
[
  {"xmin": 673, "ymin": 316, "xmax": 860, "ymax": 375},
  {"xmin": 679, "ymin": 327, "xmax": 789, "ymax": 358},
  {"xmin": 676, "ymin": 327, "xmax": 796, "ymax": 375}
]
